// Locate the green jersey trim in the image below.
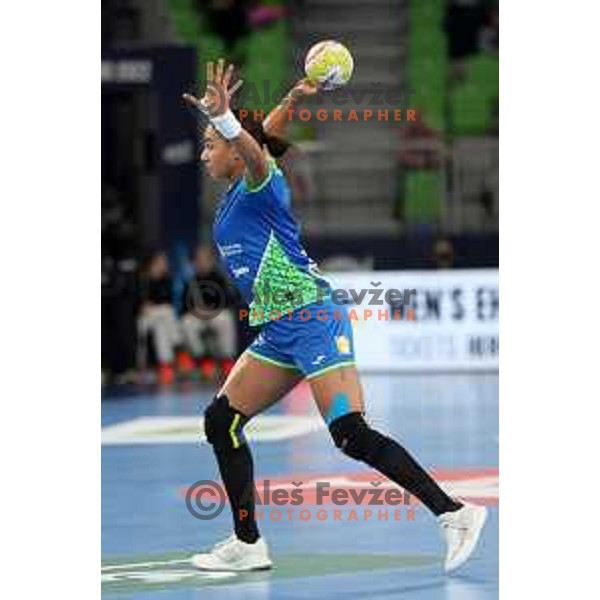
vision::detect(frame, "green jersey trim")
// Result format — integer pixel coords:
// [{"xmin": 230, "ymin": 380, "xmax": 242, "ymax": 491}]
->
[
  {"xmin": 249, "ymin": 230, "xmax": 328, "ymax": 326},
  {"xmin": 244, "ymin": 159, "xmax": 277, "ymax": 193}
]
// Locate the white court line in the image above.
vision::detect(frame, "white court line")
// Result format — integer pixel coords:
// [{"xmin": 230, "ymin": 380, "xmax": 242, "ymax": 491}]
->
[
  {"xmin": 102, "ymin": 415, "xmax": 324, "ymax": 445},
  {"xmin": 102, "ymin": 558, "xmax": 191, "ymax": 571}
]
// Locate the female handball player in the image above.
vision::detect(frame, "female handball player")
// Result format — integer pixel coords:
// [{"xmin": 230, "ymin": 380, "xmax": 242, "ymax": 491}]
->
[{"xmin": 182, "ymin": 59, "xmax": 487, "ymax": 573}]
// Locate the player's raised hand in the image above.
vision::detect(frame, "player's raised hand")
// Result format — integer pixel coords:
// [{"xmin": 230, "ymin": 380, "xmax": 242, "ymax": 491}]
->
[
  {"xmin": 182, "ymin": 59, "xmax": 243, "ymax": 118},
  {"xmin": 292, "ymin": 78, "xmax": 319, "ymax": 98}
]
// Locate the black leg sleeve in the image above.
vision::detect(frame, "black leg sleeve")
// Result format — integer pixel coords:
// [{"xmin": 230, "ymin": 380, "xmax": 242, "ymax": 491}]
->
[
  {"xmin": 204, "ymin": 395, "xmax": 259, "ymax": 543},
  {"xmin": 330, "ymin": 413, "xmax": 462, "ymax": 516}
]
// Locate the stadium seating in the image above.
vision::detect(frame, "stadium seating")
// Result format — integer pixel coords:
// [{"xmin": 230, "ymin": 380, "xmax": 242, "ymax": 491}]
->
[
  {"xmin": 404, "ymin": 0, "xmax": 446, "ymax": 223},
  {"xmin": 404, "ymin": 0, "xmax": 498, "ymax": 224},
  {"xmin": 404, "ymin": 171, "xmax": 443, "ymax": 224},
  {"xmin": 450, "ymin": 53, "xmax": 499, "ymax": 134},
  {"xmin": 166, "ymin": 0, "xmax": 289, "ymax": 113},
  {"xmin": 237, "ymin": 19, "xmax": 289, "ymax": 113}
]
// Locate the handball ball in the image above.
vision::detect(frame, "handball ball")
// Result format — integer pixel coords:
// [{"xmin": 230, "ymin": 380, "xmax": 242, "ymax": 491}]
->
[{"xmin": 304, "ymin": 40, "xmax": 354, "ymax": 90}]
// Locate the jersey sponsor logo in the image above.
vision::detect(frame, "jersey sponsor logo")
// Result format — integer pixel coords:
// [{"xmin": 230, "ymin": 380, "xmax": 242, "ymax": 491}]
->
[
  {"xmin": 232, "ymin": 266, "xmax": 249, "ymax": 278},
  {"xmin": 217, "ymin": 243, "xmax": 243, "ymax": 257},
  {"xmin": 253, "ymin": 333, "xmax": 266, "ymax": 346}
]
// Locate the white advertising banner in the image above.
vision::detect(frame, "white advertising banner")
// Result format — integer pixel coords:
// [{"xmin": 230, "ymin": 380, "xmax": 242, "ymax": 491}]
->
[{"xmin": 326, "ymin": 269, "xmax": 499, "ymax": 372}]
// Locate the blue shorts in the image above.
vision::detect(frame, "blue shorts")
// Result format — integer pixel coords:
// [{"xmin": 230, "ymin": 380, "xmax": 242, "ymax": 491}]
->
[{"xmin": 247, "ymin": 298, "xmax": 356, "ymax": 379}]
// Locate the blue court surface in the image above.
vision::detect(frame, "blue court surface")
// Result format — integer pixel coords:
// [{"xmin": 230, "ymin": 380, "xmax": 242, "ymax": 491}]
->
[{"xmin": 102, "ymin": 373, "xmax": 499, "ymax": 599}]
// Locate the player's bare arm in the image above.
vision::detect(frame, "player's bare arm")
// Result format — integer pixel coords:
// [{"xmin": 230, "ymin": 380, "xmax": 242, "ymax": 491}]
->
[
  {"xmin": 183, "ymin": 59, "xmax": 269, "ymax": 189},
  {"xmin": 263, "ymin": 79, "xmax": 318, "ymax": 141}
]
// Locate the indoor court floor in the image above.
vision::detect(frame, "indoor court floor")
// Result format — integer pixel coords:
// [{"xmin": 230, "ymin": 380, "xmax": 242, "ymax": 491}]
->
[{"xmin": 102, "ymin": 372, "xmax": 499, "ymax": 599}]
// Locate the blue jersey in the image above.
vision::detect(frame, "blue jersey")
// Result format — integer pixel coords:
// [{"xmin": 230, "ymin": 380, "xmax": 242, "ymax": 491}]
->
[{"xmin": 213, "ymin": 160, "xmax": 330, "ymax": 326}]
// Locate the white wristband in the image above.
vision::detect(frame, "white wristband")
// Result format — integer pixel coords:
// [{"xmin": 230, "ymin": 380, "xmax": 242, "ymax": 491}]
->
[{"xmin": 211, "ymin": 110, "xmax": 242, "ymax": 140}]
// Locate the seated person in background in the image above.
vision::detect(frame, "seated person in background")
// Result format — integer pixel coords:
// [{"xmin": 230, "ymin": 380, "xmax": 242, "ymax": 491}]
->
[
  {"xmin": 433, "ymin": 238, "xmax": 455, "ymax": 269},
  {"xmin": 181, "ymin": 245, "xmax": 238, "ymax": 378},
  {"xmin": 479, "ymin": 4, "xmax": 499, "ymax": 55},
  {"xmin": 138, "ymin": 252, "xmax": 193, "ymax": 384},
  {"xmin": 397, "ymin": 109, "xmax": 444, "ymax": 169}
]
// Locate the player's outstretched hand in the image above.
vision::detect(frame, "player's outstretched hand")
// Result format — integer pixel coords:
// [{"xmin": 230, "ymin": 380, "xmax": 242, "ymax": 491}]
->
[{"xmin": 182, "ymin": 58, "xmax": 243, "ymax": 118}]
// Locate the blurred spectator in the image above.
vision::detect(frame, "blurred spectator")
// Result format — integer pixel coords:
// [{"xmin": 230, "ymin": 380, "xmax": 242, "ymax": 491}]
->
[
  {"xmin": 196, "ymin": 1, "xmax": 288, "ymax": 67},
  {"xmin": 433, "ymin": 238, "xmax": 455, "ymax": 269},
  {"xmin": 247, "ymin": 1, "xmax": 288, "ymax": 28},
  {"xmin": 181, "ymin": 246, "xmax": 237, "ymax": 378},
  {"xmin": 479, "ymin": 4, "xmax": 499, "ymax": 54},
  {"xmin": 444, "ymin": 0, "xmax": 487, "ymax": 61},
  {"xmin": 444, "ymin": 0, "xmax": 488, "ymax": 81},
  {"xmin": 138, "ymin": 253, "xmax": 193, "ymax": 384},
  {"xmin": 398, "ymin": 109, "xmax": 445, "ymax": 169},
  {"xmin": 199, "ymin": 0, "xmax": 251, "ymax": 50}
]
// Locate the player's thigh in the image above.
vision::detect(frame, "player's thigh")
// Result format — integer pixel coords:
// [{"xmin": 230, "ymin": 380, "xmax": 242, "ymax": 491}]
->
[
  {"xmin": 219, "ymin": 351, "xmax": 303, "ymax": 417},
  {"xmin": 308, "ymin": 364, "xmax": 365, "ymax": 423}
]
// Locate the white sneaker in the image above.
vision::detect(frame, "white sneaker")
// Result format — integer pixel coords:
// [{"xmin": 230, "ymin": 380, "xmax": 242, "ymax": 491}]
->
[
  {"xmin": 191, "ymin": 534, "xmax": 273, "ymax": 571},
  {"xmin": 439, "ymin": 503, "xmax": 487, "ymax": 572}
]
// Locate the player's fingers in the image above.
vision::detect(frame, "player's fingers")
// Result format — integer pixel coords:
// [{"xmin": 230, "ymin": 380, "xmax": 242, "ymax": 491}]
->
[
  {"xmin": 206, "ymin": 61, "xmax": 214, "ymax": 85},
  {"xmin": 227, "ymin": 78, "xmax": 244, "ymax": 99},
  {"xmin": 299, "ymin": 78, "xmax": 318, "ymax": 95},
  {"xmin": 303, "ymin": 80, "xmax": 320, "ymax": 98},
  {"xmin": 222, "ymin": 63, "xmax": 235, "ymax": 90},
  {"xmin": 215, "ymin": 58, "xmax": 225, "ymax": 85}
]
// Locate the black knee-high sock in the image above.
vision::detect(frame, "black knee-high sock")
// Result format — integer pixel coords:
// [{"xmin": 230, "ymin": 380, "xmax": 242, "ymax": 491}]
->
[
  {"xmin": 332, "ymin": 414, "xmax": 462, "ymax": 516},
  {"xmin": 365, "ymin": 432, "xmax": 462, "ymax": 516},
  {"xmin": 213, "ymin": 444, "xmax": 260, "ymax": 543},
  {"xmin": 205, "ymin": 395, "xmax": 259, "ymax": 544}
]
